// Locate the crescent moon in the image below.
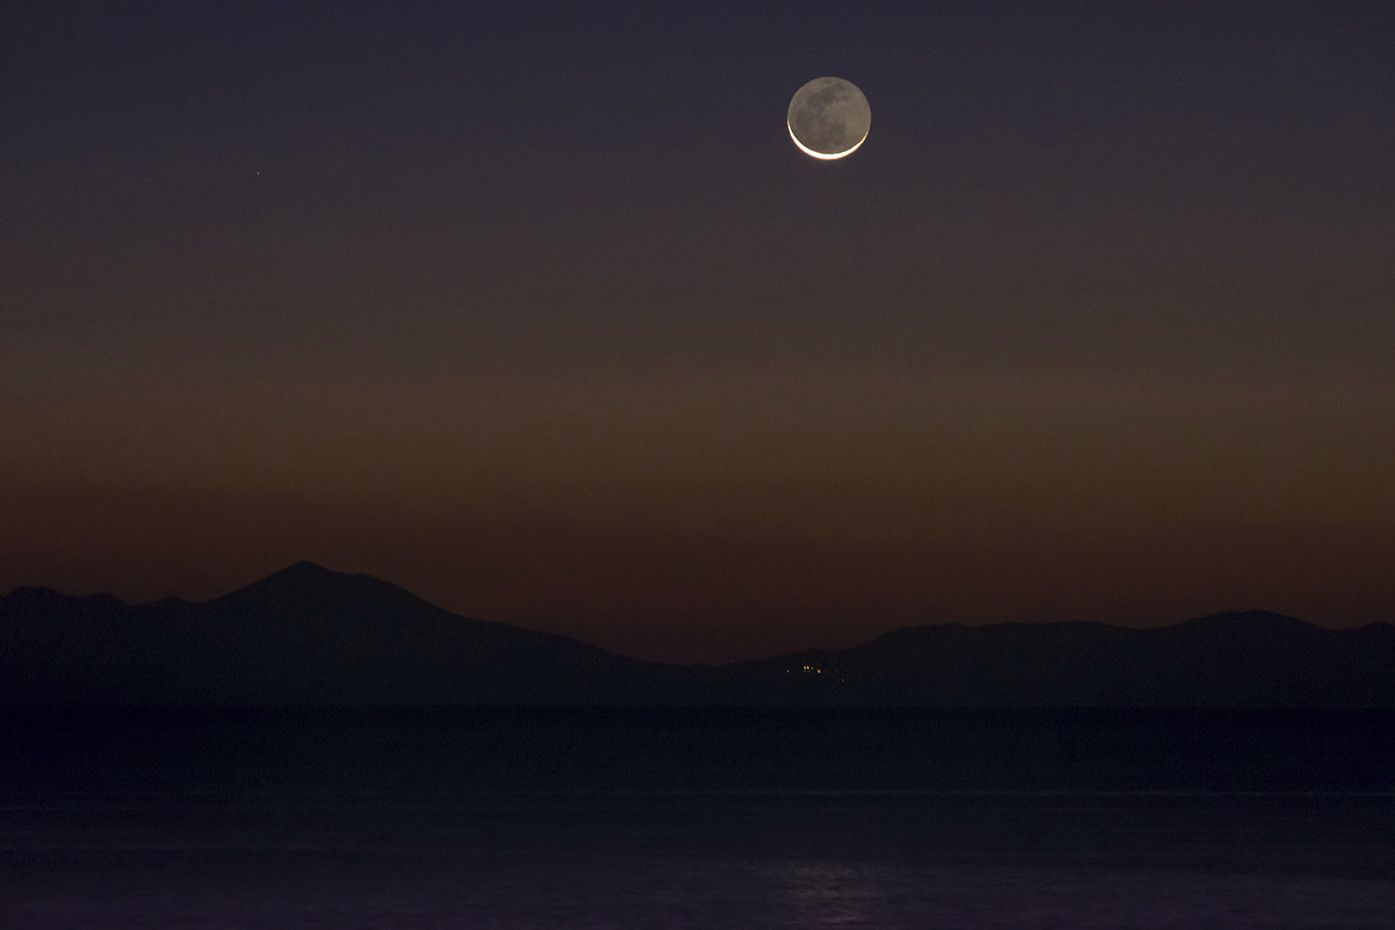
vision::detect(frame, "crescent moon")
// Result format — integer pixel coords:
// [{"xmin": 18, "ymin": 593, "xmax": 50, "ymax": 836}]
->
[
  {"xmin": 786, "ymin": 77, "xmax": 871, "ymax": 161},
  {"xmin": 786, "ymin": 120, "xmax": 868, "ymax": 160}
]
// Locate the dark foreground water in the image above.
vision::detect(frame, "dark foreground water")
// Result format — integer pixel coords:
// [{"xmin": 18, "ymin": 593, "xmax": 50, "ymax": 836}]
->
[{"xmin": 2, "ymin": 708, "xmax": 1393, "ymax": 928}]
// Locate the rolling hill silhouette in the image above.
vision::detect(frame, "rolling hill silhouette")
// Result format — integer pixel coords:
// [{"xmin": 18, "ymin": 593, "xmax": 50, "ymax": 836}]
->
[{"xmin": 3, "ymin": 563, "xmax": 1392, "ymax": 705}]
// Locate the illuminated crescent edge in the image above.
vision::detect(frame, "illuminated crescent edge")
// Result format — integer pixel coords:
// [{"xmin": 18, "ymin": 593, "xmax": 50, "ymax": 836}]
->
[{"xmin": 787, "ymin": 119, "xmax": 868, "ymax": 160}]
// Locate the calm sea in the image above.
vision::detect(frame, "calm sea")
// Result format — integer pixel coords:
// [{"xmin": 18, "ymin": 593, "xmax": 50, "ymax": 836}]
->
[{"xmin": 2, "ymin": 708, "xmax": 1392, "ymax": 928}]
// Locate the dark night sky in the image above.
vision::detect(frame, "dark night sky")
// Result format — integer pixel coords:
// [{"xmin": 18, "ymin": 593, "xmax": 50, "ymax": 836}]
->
[{"xmin": 3, "ymin": 2, "xmax": 1394, "ymax": 662}]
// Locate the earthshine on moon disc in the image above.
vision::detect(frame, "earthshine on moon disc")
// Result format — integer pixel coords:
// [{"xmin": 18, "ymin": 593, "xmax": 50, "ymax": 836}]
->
[{"xmin": 787, "ymin": 77, "xmax": 871, "ymax": 160}]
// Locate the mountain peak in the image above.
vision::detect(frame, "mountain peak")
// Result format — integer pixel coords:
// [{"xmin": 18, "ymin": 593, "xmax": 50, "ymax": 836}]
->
[
  {"xmin": 271, "ymin": 561, "xmax": 343, "ymax": 581},
  {"xmin": 223, "ymin": 561, "xmax": 386, "ymax": 605}
]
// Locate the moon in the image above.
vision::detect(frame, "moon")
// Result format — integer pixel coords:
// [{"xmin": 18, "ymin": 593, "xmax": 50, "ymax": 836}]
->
[{"xmin": 787, "ymin": 77, "xmax": 870, "ymax": 160}]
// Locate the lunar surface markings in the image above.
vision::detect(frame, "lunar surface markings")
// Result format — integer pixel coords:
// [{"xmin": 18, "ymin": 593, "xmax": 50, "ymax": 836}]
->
[{"xmin": 787, "ymin": 77, "xmax": 871, "ymax": 160}]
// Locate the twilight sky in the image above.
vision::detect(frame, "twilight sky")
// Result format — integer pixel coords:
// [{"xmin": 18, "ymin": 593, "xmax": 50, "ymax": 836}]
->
[{"xmin": 3, "ymin": 1, "xmax": 1394, "ymax": 662}]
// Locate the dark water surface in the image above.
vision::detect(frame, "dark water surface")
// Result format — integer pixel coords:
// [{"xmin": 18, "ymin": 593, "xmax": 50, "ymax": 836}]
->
[{"xmin": 2, "ymin": 708, "xmax": 1393, "ymax": 927}]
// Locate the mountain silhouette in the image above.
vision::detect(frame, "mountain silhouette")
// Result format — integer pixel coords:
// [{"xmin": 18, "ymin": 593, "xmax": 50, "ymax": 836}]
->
[
  {"xmin": 724, "ymin": 612, "xmax": 1395, "ymax": 706},
  {"xmin": 0, "ymin": 563, "xmax": 674, "ymax": 705},
  {"xmin": 2, "ymin": 564, "xmax": 1392, "ymax": 705}
]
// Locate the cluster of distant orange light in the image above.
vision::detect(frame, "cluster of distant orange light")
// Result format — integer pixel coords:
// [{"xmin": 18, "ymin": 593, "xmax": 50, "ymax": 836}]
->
[{"xmin": 786, "ymin": 664, "xmax": 824, "ymax": 675}]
